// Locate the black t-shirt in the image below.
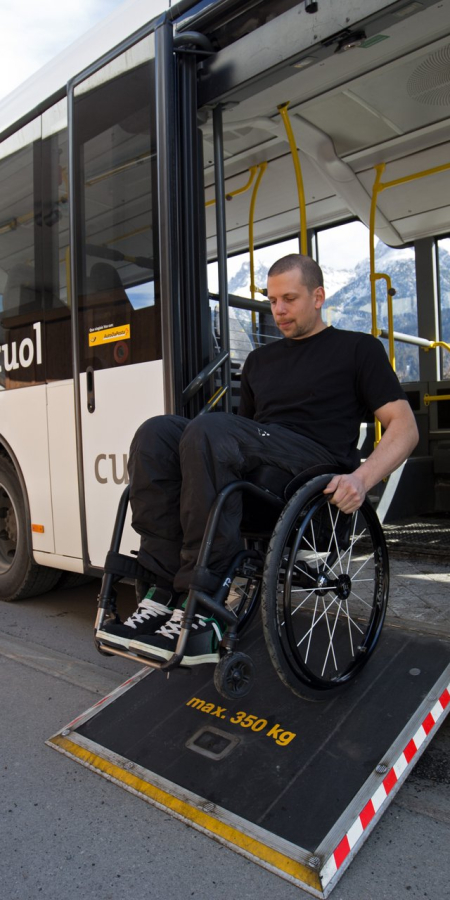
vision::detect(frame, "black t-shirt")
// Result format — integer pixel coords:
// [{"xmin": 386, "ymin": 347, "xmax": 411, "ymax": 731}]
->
[{"xmin": 238, "ymin": 327, "xmax": 407, "ymax": 469}]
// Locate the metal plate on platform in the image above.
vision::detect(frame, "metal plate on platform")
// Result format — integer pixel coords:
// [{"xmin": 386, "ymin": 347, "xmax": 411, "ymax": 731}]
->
[{"xmin": 47, "ymin": 625, "xmax": 450, "ymax": 897}]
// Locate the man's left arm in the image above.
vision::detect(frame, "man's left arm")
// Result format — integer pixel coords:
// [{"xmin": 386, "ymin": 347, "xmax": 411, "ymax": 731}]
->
[{"xmin": 324, "ymin": 399, "xmax": 419, "ymax": 513}]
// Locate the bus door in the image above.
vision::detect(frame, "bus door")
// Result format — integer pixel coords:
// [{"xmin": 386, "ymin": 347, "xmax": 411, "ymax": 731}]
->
[{"xmin": 72, "ymin": 34, "xmax": 166, "ymax": 568}]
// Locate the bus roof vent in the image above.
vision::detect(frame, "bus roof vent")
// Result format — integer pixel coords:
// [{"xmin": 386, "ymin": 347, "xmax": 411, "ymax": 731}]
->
[{"xmin": 407, "ymin": 44, "xmax": 450, "ymax": 106}]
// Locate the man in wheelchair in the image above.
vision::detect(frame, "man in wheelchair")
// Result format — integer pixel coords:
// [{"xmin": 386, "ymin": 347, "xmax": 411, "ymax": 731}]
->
[{"xmin": 97, "ymin": 253, "xmax": 418, "ymax": 668}]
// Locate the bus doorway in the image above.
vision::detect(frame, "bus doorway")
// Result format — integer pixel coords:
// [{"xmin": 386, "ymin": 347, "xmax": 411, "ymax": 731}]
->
[{"xmin": 71, "ymin": 35, "xmax": 165, "ymax": 569}]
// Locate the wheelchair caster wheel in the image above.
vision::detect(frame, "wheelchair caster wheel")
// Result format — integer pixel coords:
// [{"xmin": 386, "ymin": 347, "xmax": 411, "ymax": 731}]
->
[{"xmin": 214, "ymin": 652, "xmax": 255, "ymax": 700}]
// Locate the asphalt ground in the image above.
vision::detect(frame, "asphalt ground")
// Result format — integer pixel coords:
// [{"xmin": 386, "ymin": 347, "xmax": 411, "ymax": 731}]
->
[{"xmin": 1, "ymin": 575, "xmax": 449, "ymax": 900}]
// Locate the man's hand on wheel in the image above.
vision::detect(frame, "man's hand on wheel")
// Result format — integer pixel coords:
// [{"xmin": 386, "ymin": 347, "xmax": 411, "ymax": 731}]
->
[{"xmin": 323, "ymin": 473, "xmax": 366, "ymax": 514}]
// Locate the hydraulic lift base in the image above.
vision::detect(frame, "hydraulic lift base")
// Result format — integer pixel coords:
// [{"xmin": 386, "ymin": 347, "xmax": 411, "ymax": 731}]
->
[{"xmin": 47, "ymin": 625, "xmax": 450, "ymax": 897}]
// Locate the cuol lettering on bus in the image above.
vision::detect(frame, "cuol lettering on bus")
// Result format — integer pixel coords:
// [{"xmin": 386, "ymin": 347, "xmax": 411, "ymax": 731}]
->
[
  {"xmin": 0, "ymin": 322, "xmax": 42, "ymax": 372},
  {"xmin": 94, "ymin": 453, "xmax": 129, "ymax": 485}
]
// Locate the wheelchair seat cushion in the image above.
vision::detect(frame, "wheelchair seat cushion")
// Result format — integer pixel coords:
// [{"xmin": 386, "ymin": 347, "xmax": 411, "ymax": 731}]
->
[{"xmin": 245, "ymin": 465, "xmax": 293, "ymax": 499}]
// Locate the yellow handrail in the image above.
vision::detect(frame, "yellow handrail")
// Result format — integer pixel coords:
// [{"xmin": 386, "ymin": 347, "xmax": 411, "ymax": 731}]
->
[
  {"xmin": 370, "ymin": 158, "xmax": 450, "ymax": 445},
  {"xmin": 374, "ymin": 272, "xmax": 395, "ymax": 370},
  {"xmin": 278, "ymin": 102, "xmax": 308, "ymax": 255},
  {"xmin": 370, "ymin": 160, "xmax": 450, "ymax": 343},
  {"xmin": 424, "ymin": 394, "xmax": 450, "ymax": 405},
  {"xmin": 424, "ymin": 340, "xmax": 450, "ymax": 353},
  {"xmin": 377, "ymin": 161, "xmax": 450, "ymax": 193},
  {"xmin": 369, "ymin": 165, "xmax": 386, "ymax": 445},
  {"xmin": 205, "ymin": 167, "xmax": 258, "ymax": 208},
  {"xmin": 249, "ymin": 163, "xmax": 268, "ymax": 299},
  {"xmin": 369, "ymin": 163, "xmax": 385, "ymax": 340},
  {"xmin": 205, "ymin": 385, "xmax": 228, "ymax": 411},
  {"xmin": 248, "ymin": 163, "xmax": 268, "ymax": 348},
  {"xmin": 85, "ymin": 152, "xmax": 152, "ymax": 187}
]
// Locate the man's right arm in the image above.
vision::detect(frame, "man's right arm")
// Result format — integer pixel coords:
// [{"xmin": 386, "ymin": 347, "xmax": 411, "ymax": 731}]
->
[{"xmin": 324, "ymin": 398, "xmax": 419, "ymax": 513}]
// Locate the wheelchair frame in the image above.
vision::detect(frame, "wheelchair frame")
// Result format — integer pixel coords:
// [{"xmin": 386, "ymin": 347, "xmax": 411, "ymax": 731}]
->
[{"xmin": 95, "ymin": 472, "xmax": 389, "ymax": 700}]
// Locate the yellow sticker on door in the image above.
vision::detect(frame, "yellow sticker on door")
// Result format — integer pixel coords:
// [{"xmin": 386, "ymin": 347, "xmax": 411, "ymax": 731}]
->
[{"xmin": 89, "ymin": 325, "xmax": 130, "ymax": 346}]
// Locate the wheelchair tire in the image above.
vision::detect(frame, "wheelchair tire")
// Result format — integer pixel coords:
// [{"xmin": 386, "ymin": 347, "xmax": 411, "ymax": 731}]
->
[
  {"xmin": 261, "ymin": 475, "xmax": 389, "ymax": 698},
  {"xmin": 214, "ymin": 652, "xmax": 255, "ymax": 700}
]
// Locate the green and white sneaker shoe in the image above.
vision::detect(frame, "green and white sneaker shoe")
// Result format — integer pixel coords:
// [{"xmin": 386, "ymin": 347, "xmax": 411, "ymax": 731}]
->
[
  {"xmin": 129, "ymin": 607, "xmax": 224, "ymax": 665},
  {"xmin": 96, "ymin": 586, "xmax": 173, "ymax": 650}
]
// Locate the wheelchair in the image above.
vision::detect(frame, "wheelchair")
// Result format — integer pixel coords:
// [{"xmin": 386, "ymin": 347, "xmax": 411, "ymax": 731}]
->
[{"xmin": 94, "ymin": 464, "xmax": 389, "ymax": 701}]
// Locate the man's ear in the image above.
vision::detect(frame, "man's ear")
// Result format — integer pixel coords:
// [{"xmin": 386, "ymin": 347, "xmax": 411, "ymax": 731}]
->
[{"xmin": 314, "ymin": 286, "xmax": 326, "ymax": 309}]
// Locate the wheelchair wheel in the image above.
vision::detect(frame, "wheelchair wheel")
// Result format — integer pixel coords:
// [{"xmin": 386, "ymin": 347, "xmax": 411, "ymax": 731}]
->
[
  {"xmin": 261, "ymin": 476, "xmax": 389, "ymax": 698},
  {"xmin": 214, "ymin": 652, "xmax": 255, "ymax": 700}
]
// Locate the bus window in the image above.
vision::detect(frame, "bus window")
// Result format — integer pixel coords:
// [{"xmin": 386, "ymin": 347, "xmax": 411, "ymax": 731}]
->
[
  {"xmin": 316, "ymin": 221, "xmax": 419, "ymax": 383},
  {"xmin": 73, "ymin": 36, "xmax": 161, "ymax": 373},
  {"xmin": 438, "ymin": 237, "xmax": 450, "ymax": 379},
  {"xmin": 0, "ymin": 119, "xmax": 44, "ymax": 390}
]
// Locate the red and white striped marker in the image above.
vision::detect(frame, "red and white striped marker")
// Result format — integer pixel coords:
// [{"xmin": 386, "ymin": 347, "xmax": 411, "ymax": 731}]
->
[{"xmin": 321, "ymin": 683, "xmax": 450, "ymax": 888}]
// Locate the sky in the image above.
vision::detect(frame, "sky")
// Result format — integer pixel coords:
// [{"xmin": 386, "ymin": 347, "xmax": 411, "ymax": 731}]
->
[{"xmin": 0, "ymin": 0, "xmax": 125, "ymax": 101}]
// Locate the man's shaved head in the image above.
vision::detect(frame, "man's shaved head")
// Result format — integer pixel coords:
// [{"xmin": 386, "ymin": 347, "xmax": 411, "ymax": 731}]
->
[{"xmin": 268, "ymin": 254, "xmax": 324, "ymax": 293}]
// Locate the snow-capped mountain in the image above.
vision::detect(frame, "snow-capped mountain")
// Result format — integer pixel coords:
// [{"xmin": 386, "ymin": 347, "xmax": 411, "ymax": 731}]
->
[{"xmin": 213, "ymin": 241, "xmax": 450, "ymax": 381}]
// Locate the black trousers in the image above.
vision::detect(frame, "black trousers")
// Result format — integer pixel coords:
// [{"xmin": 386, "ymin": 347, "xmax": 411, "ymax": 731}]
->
[{"xmin": 128, "ymin": 413, "xmax": 338, "ymax": 593}]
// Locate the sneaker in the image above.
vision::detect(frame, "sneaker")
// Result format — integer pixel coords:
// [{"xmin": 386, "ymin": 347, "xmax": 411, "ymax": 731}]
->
[
  {"xmin": 96, "ymin": 586, "xmax": 173, "ymax": 650},
  {"xmin": 129, "ymin": 608, "xmax": 224, "ymax": 665}
]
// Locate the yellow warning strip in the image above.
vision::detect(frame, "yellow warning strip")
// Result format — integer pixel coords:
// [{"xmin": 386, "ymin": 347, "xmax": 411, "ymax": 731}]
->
[{"xmin": 50, "ymin": 734, "xmax": 321, "ymax": 891}]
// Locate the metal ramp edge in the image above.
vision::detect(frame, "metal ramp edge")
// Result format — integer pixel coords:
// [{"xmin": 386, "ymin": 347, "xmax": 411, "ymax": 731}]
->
[
  {"xmin": 46, "ymin": 658, "xmax": 450, "ymax": 898},
  {"xmin": 318, "ymin": 668, "xmax": 450, "ymax": 893}
]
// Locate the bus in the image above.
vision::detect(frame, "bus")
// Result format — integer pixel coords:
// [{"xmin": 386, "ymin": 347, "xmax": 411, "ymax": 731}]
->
[{"xmin": 0, "ymin": 0, "xmax": 449, "ymax": 601}]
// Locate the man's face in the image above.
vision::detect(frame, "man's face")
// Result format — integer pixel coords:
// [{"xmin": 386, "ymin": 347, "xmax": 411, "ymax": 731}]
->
[{"xmin": 267, "ymin": 268, "xmax": 326, "ymax": 340}]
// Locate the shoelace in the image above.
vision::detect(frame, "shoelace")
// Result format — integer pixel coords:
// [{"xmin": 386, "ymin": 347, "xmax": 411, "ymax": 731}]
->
[
  {"xmin": 156, "ymin": 609, "xmax": 222, "ymax": 642},
  {"xmin": 124, "ymin": 599, "xmax": 170, "ymax": 629}
]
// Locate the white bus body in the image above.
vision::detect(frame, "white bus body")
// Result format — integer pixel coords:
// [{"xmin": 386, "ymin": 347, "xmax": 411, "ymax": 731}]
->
[{"xmin": 0, "ymin": 0, "xmax": 449, "ymax": 599}]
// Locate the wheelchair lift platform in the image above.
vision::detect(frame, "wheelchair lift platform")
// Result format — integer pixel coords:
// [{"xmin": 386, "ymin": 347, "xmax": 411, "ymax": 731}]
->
[{"xmin": 47, "ymin": 624, "xmax": 450, "ymax": 898}]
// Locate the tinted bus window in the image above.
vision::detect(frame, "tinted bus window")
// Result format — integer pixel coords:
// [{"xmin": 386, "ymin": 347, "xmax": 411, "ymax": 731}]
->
[
  {"xmin": 73, "ymin": 37, "xmax": 161, "ymax": 374},
  {"xmin": 0, "ymin": 119, "xmax": 45, "ymax": 390}
]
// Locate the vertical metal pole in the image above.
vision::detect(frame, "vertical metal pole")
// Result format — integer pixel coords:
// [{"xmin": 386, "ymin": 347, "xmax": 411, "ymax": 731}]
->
[
  {"xmin": 415, "ymin": 238, "xmax": 440, "ymax": 383},
  {"xmin": 156, "ymin": 22, "xmax": 182, "ymax": 415},
  {"xmin": 178, "ymin": 49, "xmax": 210, "ymax": 415},
  {"xmin": 68, "ymin": 81, "xmax": 90, "ymax": 568},
  {"xmin": 213, "ymin": 103, "xmax": 231, "ymax": 411}
]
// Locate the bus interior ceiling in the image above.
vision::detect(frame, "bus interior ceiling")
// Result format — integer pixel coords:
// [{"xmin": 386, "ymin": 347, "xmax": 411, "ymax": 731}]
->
[
  {"xmin": 200, "ymin": 0, "xmax": 450, "ymax": 250},
  {"xmin": 199, "ymin": 0, "xmax": 450, "ymax": 532}
]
